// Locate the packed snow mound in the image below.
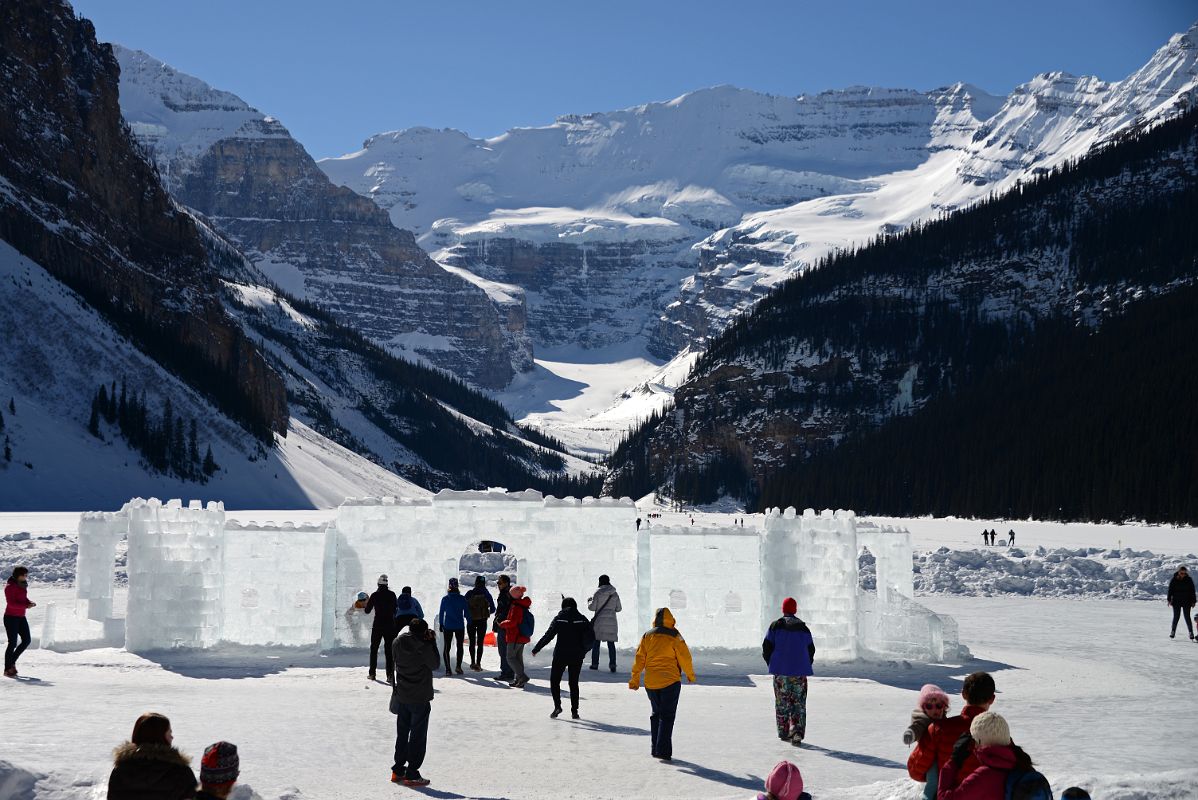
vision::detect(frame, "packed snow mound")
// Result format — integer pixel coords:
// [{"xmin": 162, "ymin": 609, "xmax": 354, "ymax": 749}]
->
[{"xmin": 910, "ymin": 547, "xmax": 1198, "ymax": 599}]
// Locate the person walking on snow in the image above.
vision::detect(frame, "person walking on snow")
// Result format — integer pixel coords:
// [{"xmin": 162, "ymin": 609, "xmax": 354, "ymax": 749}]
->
[
  {"xmin": 908, "ymin": 672, "xmax": 996, "ymax": 790},
  {"xmin": 499, "ymin": 585, "xmax": 533, "ymax": 687},
  {"xmin": 587, "ymin": 574, "xmax": 622, "ymax": 672},
  {"xmin": 4, "ymin": 566, "xmax": 35, "ymax": 677},
  {"xmin": 1167, "ymin": 565, "xmax": 1196, "ymax": 640},
  {"xmin": 492, "ymin": 575, "xmax": 515, "ymax": 682},
  {"xmin": 196, "ymin": 741, "xmax": 239, "ymax": 800},
  {"xmin": 532, "ymin": 596, "xmax": 595, "ymax": 719},
  {"xmin": 762, "ymin": 597, "xmax": 816, "ymax": 746},
  {"xmin": 390, "ymin": 618, "xmax": 439, "ymax": 787},
  {"xmin": 628, "ymin": 607, "xmax": 696, "ymax": 762},
  {"xmin": 393, "ymin": 586, "xmax": 424, "ymax": 633},
  {"xmin": 365, "ymin": 574, "xmax": 398, "ymax": 682},
  {"xmin": 107, "ymin": 712, "xmax": 197, "ymax": 800},
  {"xmin": 1007, "ymin": 530, "xmax": 1015, "ymax": 547},
  {"xmin": 437, "ymin": 578, "xmax": 469, "ymax": 675},
  {"xmin": 464, "ymin": 576, "xmax": 495, "ymax": 671}
]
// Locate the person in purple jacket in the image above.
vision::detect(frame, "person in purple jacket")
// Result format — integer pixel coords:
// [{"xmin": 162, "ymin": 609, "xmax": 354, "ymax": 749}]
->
[{"xmin": 762, "ymin": 597, "xmax": 816, "ymax": 746}]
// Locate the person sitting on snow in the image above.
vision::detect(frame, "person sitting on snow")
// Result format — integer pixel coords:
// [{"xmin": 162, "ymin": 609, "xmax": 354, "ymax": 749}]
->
[
  {"xmin": 756, "ymin": 760, "xmax": 811, "ymax": 800},
  {"xmin": 196, "ymin": 741, "xmax": 239, "ymax": 800}
]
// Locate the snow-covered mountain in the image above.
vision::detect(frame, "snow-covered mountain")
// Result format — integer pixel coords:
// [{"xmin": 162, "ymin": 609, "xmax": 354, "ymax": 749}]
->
[
  {"xmin": 320, "ymin": 24, "xmax": 1198, "ymax": 449},
  {"xmin": 114, "ymin": 46, "xmax": 531, "ymax": 390}
]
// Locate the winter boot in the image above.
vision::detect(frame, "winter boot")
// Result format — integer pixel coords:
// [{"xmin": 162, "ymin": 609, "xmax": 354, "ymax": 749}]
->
[
  {"xmin": 550, "ymin": 707, "xmax": 562, "ymax": 719},
  {"xmin": 571, "ymin": 709, "xmax": 580, "ymax": 719},
  {"xmin": 368, "ymin": 670, "xmax": 376, "ymax": 681},
  {"xmin": 403, "ymin": 772, "xmax": 430, "ymax": 787}
]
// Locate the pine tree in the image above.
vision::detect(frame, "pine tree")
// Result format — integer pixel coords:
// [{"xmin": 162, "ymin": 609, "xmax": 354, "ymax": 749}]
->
[
  {"xmin": 172, "ymin": 422, "xmax": 186, "ymax": 477},
  {"xmin": 108, "ymin": 380, "xmax": 118, "ymax": 420},
  {"xmin": 202, "ymin": 445, "xmax": 218, "ymax": 477},
  {"xmin": 188, "ymin": 419, "xmax": 200, "ymax": 474},
  {"xmin": 3, "ymin": 437, "xmax": 10, "ymax": 463},
  {"xmin": 8, "ymin": 398, "xmax": 14, "ymax": 414},
  {"xmin": 118, "ymin": 380, "xmax": 128, "ymax": 432},
  {"xmin": 88, "ymin": 392, "xmax": 102, "ymax": 439},
  {"xmin": 0, "ymin": 407, "xmax": 5, "ymax": 433}
]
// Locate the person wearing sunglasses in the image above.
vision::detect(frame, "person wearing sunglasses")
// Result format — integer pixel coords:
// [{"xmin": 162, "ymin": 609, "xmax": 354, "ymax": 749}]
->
[
  {"xmin": 1167, "ymin": 565, "xmax": 1196, "ymax": 640},
  {"xmin": 903, "ymin": 684, "xmax": 951, "ymax": 800}
]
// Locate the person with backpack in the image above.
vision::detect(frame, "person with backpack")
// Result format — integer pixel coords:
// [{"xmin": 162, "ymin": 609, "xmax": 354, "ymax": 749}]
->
[
  {"xmin": 393, "ymin": 586, "xmax": 424, "ymax": 633},
  {"xmin": 762, "ymin": 597, "xmax": 816, "ymax": 746},
  {"xmin": 531, "ymin": 596, "xmax": 594, "ymax": 718},
  {"xmin": 908, "ymin": 672, "xmax": 996, "ymax": 789},
  {"xmin": 628, "ymin": 607, "xmax": 696, "ymax": 761},
  {"xmin": 107, "ymin": 712, "xmax": 197, "ymax": 800},
  {"xmin": 437, "ymin": 578, "xmax": 469, "ymax": 676},
  {"xmin": 587, "ymin": 574, "xmax": 622, "ymax": 672},
  {"xmin": 4, "ymin": 566, "xmax": 35, "ymax": 677},
  {"xmin": 390, "ymin": 618, "xmax": 440, "ymax": 787},
  {"xmin": 1166, "ymin": 565, "xmax": 1196, "ymax": 640},
  {"xmin": 464, "ymin": 576, "xmax": 495, "ymax": 671},
  {"xmin": 492, "ymin": 575, "xmax": 515, "ymax": 682},
  {"xmin": 498, "ymin": 585, "xmax": 533, "ymax": 687},
  {"xmin": 937, "ymin": 711, "xmax": 1048, "ymax": 800},
  {"xmin": 364, "ymin": 574, "xmax": 398, "ymax": 683}
]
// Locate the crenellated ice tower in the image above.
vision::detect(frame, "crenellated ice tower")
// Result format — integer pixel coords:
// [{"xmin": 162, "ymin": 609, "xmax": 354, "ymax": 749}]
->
[{"xmin": 66, "ymin": 493, "xmax": 964, "ymax": 662}]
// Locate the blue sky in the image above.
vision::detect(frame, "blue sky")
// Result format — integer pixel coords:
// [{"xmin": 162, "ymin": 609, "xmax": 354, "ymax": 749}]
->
[{"xmin": 72, "ymin": 0, "xmax": 1196, "ymax": 159}]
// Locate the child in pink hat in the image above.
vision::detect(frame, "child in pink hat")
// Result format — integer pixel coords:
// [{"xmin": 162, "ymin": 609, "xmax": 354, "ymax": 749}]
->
[
  {"xmin": 756, "ymin": 760, "xmax": 810, "ymax": 800},
  {"xmin": 903, "ymin": 683, "xmax": 950, "ymax": 799}
]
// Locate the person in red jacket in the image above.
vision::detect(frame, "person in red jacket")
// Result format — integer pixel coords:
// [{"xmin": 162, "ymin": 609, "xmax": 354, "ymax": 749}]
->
[
  {"xmin": 498, "ymin": 586, "xmax": 532, "ymax": 688},
  {"xmin": 937, "ymin": 711, "xmax": 1035, "ymax": 800},
  {"xmin": 4, "ymin": 566, "xmax": 36, "ymax": 677},
  {"xmin": 908, "ymin": 672, "xmax": 996, "ymax": 789}
]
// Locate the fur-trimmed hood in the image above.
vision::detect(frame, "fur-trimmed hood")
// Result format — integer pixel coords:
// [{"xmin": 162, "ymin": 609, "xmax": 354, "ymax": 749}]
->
[
  {"xmin": 112, "ymin": 742, "xmax": 191, "ymax": 766},
  {"xmin": 108, "ymin": 742, "xmax": 196, "ymax": 800}
]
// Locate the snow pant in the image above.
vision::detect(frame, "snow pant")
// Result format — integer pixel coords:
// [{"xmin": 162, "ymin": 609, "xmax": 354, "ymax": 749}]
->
[
  {"xmin": 442, "ymin": 628, "xmax": 464, "ymax": 671},
  {"xmin": 550, "ymin": 656, "xmax": 583, "ymax": 712},
  {"xmin": 4, "ymin": 615, "xmax": 30, "ymax": 670},
  {"xmin": 466, "ymin": 620, "xmax": 488, "ymax": 666},
  {"xmin": 392, "ymin": 700, "xmax": 431, "ymax": 779},
  {"xmin": 773, "ymin": 675, "xmax": 808, "ymax": 741},
  {"xmin": 646, "ymin": 680, "xmax": 681, "ymax": 758},
  {"xmin": 496, "ymin": 629, "xmax": 513, "ymax": 679},
  {"xmin": 590, "ymin": 639, "xmax": 616, "ymax": 670},
  {"xmin": 1171, "ymin": 604, "xmax": 1195, "ymax": 637},
  {"xmin": 369, "ymin": 624, "xmax": 395, "ymax": 678},
  {"xmin": 507, "ymin": 641, "xmax": 527, "ymax": 683}
]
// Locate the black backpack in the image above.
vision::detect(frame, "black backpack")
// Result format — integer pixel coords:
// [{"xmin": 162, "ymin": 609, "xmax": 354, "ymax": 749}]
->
[{"xmin": 1005, "ymin": 770, "xmax": 1053, "ymax": 800}]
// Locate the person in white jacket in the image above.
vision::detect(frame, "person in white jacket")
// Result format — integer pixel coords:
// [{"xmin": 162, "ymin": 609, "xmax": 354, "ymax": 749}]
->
[{"xmin": 586, "ymin": 574, "xmax": 622, "ymax": 672}]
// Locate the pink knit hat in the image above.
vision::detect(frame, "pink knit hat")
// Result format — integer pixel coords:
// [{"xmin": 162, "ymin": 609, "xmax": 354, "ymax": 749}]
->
[
  {"xmin": 760, "ymin": 761, "xmax": 803, "ymax": 800},
  {"xmin": 918, "ymin": 683, "xmax": 950, "ymax": 712},
  {"xmin": 510, "ymin": 586, "xmax": 526, "ymax": 600}
]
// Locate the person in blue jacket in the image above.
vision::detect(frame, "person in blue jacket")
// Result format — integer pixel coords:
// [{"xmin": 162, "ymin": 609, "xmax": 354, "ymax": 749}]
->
[
  {"xmin": 437, "ymin": 578, "xmax": 469, "ymax": 676},
  {"xmin": 394, "ymin": 586, "xmax": 424, "ymax": 632},
  {"xmin": 762, "ymin": 597, "xmax": 816, "ymax": 746}
]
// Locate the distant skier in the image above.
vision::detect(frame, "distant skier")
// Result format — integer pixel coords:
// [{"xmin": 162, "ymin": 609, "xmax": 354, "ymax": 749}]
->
[
  {"xmin": 499, "ymin": 585, "xmax": 533, "ymax": 687},
  {"xmin": 531, "ymin": 596, "xmax": 595, "ymax": 718},
  {"xmin": 394, "ymin": 586, "xmax": 424, "ymax": 633},
  {"xmin": 628, "ymin": 607, "xmax": 695, "ymax": 762},
  {"xmin": 1167, "ymin": 565, "xmax": 1195, "ymax": 640},
  {"xmin": 587, "ymin": 574, "xmax": 622, "ymax": 672},
  {"xmin": 365, "ymin": 574, "xmax": 398, "ymax": 683},
  {"xmin": 464, "ymin": 576, "xmax": 495, "ymax": 671},
  {"xmin": 492, "ymin": 575, "xmax": 514, "ymax": 682},
  {"xmin": 390, "ymin": 618, "xmax": 439, "ymax": 787},
  {"xmin": 437, "ymin": 578, "xmax": 469, "ymax": 675},
  {"xmin": 4, "ymin": 566, "xmax": 35, "ymax": 677},
  {"xmin": 981, "ymin": 530, "xmax": 988, "ymax": 547},
  {"xmin": 107, "ymin": 712, "xmax": 196, "ymax": 800},
  {"xmin": 762, "ymin": 598, "xmax": 815, "ymax": 746},
  {"xmin": 1007, "ymin": 530, "xmax": 1015, "ymax": 547}
]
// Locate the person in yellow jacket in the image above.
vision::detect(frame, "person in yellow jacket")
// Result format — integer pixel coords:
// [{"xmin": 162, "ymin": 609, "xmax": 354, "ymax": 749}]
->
[{"xmin": 628, "ymin": 607, "xmax": 696, "ymax": 761}]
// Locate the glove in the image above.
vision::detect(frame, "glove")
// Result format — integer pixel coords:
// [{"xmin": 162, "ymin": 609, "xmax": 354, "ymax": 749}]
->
[
  {"xmin": 951, "ymin": 733, "xmax": 974, "ymax": 767},
  {"xmin": 903, "ymin": 729, "xmax": 915, "ymax": 746}
]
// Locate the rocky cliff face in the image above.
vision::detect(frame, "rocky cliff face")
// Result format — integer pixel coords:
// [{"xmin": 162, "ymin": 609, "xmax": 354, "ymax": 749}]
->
[
  {"xmin": 114, "ymin": 47, "xmax": 531, "ymax": 389},
  {"xmin": 0, "ymin": 0, "xmax": 287, "ymax": 438}
]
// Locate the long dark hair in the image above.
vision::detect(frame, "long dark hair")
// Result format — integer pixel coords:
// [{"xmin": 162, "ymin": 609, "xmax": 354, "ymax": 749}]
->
[
  {"xmin": 10, "ymin": 566, "xmax": 27, "ymax": 580},
  {"xmin": 1010, "ymin": 743, "xmax": 1034, "ymax": 772},
  {"xmin": 131, "ymin": 712, "xmax": 171, "ymax": 746}
]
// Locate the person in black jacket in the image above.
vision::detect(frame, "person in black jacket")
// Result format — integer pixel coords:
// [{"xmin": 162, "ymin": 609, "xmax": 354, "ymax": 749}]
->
[
  {"xmin": 492, "ymin": 574, "xmax": 514, "ymax": 682},
  {"xmin": 532, "ymin": 596, "xmax": 595, "ymax": 719},
  {"xmin": 365, "ymin": 574, "xmax": 398, "ymax": 682},
  {"xmin": 390, "ymin": 618, "xmax": 440, "ymax": 787},
  {"xmin": 1167, "ymin": 565, "xmax": 1196, "ymax": 639},
  {"xmin": 107, "ymin": 712, "xmax": 197, "ymax": 800}
]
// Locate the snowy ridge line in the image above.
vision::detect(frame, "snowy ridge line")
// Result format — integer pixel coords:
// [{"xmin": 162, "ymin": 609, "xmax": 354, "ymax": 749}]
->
[{"xmin": 907, "ymin": 546, "xmax": 1198, "ymax": 600}]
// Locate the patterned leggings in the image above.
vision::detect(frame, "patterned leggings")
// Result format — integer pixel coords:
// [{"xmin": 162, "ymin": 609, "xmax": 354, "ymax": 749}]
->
[{"xmin": 773, "ymin": 675, "xmax": 808, "ymax": 740}]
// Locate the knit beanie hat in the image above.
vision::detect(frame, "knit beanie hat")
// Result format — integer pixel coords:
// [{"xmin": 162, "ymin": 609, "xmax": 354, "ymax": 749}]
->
[
  {"xmin": 448, "ymin": 578, "xmax": 459, "ymax": 590},
  {"xmin": 200, "ymin": 741, "xmax": 239, "ymax": 786},
  {"xmin": 598, "ymin": 574, "xmax": 610, "ymax": 586},
  {"xmin": 510, "ymin": 585, "xmax": 526, "ymax": 599},
  {"xmin": 970, "ymin": 711, "xmax": 1011, "ymax": 747},
  {"xmin": 762, "ymin": 760, "xmax": 803, "ymax": 800},
  {"xmin": 918, "ymin": 683, "xmax": 950, "ymax": 711},
  {"xmin": 475, "ymin": 575, "xmax": 486, "ymax": 588},
  {"xmin": 781, "ymin": 597, "xmax": 797, "ymax": 615},
  {"xmin": 378, "ymin": 574, "xmax": 388, "ymax": 586}
]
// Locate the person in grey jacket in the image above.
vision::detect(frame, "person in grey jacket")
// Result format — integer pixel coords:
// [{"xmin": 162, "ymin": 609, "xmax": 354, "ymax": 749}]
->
[
  {"xmin": 587, "ymin": 574, "xmax": 622, "ymax": 672},
  {"xmin": 390, "ymin": 618, "xmax": 440, "ymax": 787}
]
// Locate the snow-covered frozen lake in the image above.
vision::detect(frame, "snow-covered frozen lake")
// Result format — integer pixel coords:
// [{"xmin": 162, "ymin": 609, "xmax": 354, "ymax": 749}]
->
[{"xmin": 1, "ymin": 511, "xmax": 1197, "ymax": 799}]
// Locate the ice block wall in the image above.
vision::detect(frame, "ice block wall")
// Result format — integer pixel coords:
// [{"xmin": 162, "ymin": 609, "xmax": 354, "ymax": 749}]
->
[
  {"xmin": 857, "ymin": 521, "xmax": 914, "ymax": 600},
  {"xmin": 221, "ymin": 521, "xmax": 326, "ymax": 646},
  {"xmin": 647, "ymin": 526, "xmax": 763, "ymax": 649},
  {"xmin": 75, "ymin": 510, "xmax": 128, "ymax": 621},
  {"xmin": 124, "ymin": 499, "xmax": 226, "ymax": 652}
]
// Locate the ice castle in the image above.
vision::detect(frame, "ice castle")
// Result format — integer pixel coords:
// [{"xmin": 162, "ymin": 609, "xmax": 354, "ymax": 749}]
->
[{"xmin": 66, "ymin": 491, "xmax": 964, "ymax": 661}]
